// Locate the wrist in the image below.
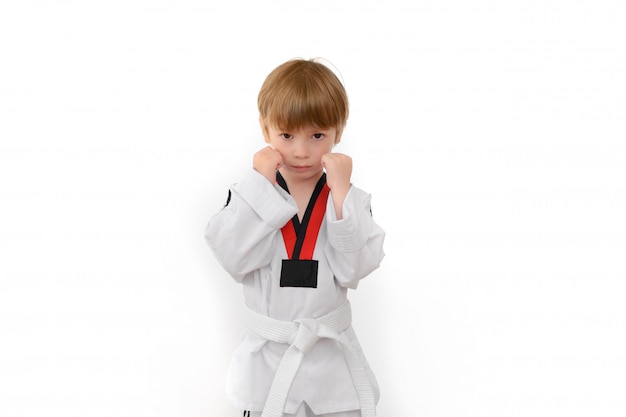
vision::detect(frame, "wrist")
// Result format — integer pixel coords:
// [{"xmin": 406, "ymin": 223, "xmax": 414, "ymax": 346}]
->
[
  {"xmin": 330, "ymin": 181, "xmax": 351, "ymax": 197},
  {"xmin": 330, "ymin": 184, "xmax": 351, "ymax": 220}
]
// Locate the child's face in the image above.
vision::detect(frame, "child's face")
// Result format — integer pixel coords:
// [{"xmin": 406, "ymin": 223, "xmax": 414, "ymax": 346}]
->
[{"xmin": 264, "ymin": 124, "xmax": 338, "ymax": 182}]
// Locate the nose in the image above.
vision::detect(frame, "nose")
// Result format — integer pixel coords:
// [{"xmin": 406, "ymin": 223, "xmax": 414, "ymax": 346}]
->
[{"xmin": 293, "ymin": 139, "xmax": 309, "ymax": 159}]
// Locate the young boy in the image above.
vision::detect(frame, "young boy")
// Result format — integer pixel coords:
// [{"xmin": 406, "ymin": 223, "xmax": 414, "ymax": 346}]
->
[{"xmin": 205, "ymin": 58, "xmax": 385, "ymax": 417}]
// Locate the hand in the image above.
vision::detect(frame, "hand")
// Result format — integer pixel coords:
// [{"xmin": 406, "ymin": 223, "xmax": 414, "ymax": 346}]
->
[
  {"xmin": 253, "ymin": 146, "xmax": 283, "ymax": 183},
  {"xmin": 322, "ymin": 153, "xmax": 352, "ymax": 219},
  {"xmin": 322, "ymin": 152, "xmax": 352, "ymax": 193}
]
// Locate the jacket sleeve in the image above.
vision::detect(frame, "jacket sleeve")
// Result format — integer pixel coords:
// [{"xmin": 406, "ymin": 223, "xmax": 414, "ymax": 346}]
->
[
  {"xmin": 204, "ymin": 169, "xmax": 298, "ymax": 282},
  {"xmin": 324, "ymin": 185, "xmax": 386, "ymax": 289}
]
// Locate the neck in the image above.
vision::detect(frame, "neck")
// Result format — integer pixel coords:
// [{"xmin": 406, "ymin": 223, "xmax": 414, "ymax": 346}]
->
[{"xmin": 278, "ymin": 169, "xmax": 325, "ymax": 221}]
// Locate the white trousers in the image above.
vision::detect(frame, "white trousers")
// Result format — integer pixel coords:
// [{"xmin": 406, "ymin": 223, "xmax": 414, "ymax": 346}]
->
[{"xmin": 242, "ymin": 402, "xmax": 361, "ymax": 417}]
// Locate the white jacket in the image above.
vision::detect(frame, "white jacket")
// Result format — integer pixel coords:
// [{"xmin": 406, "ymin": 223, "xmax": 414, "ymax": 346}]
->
[{"xmin": 204, "ymin": 169, "xmax": 385, "ymax": 414}]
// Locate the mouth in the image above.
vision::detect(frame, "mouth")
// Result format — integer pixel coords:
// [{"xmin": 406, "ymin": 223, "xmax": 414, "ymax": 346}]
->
[{"xmin": 292, "ymin": 165, "xmax": 312, "ymax": 171}]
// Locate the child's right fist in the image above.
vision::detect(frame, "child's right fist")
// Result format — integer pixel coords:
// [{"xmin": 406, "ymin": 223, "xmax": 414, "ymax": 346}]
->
[{"xmin": 253, "ymin": 146, "xmax": 283, "ymax": 183}]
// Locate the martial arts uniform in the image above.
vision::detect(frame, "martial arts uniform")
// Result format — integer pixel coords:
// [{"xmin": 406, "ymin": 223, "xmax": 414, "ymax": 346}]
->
[{"xmin": 205, "ymin": 169, "xmax": 385, "ymax": 417}]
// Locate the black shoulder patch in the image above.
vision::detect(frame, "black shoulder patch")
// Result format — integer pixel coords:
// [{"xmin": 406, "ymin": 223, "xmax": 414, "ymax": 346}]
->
[{"xmin": 223, "ymin": 190, "xmax": 232, "ymax": 208}]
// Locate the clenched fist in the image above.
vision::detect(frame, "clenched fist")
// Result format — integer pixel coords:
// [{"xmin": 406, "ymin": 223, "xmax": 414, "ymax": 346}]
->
[
  {"xmin": 322, "ymin": 153, "xmax": 352, "ymax": 219},
  {"xmin": 253, "ymin": 146, "xmax": 283, "ymax": 183}
]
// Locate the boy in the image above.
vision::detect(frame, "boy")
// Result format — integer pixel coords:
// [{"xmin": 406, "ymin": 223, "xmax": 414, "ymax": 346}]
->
[{"xmin": 205, "ymin": 58, "xmax": 385, "ymax": 417}]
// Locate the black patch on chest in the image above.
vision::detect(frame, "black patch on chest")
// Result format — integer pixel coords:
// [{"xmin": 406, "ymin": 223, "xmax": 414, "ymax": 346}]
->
[{"xmin": 280, "ymin": 259, "xmax": 318, "ymax": 288}]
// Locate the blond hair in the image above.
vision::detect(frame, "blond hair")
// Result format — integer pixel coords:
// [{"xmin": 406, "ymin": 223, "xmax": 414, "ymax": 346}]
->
[{"xmin": 258, "ymin": 59, "xmax": 349, "ymax": 140}]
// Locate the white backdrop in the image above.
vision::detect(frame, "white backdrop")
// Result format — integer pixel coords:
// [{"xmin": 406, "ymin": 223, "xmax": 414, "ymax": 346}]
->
[{"xmin": 1, "ymin": 1, "xmax": 625, "ymax": 416}]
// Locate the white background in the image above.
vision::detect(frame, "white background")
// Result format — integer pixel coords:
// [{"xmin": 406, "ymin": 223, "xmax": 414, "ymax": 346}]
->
[{"xmin": 1, "ymin": 1, "xmax": 625, "ymax": 416}]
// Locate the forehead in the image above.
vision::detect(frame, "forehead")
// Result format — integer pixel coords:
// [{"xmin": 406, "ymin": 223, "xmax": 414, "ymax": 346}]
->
[{"xmin": 268, "ymin": 125, "xmax": 337, "ymax": 133}]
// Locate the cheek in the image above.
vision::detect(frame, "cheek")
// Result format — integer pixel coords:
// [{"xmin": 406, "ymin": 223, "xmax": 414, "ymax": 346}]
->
[
  {"xmin": 315, "ymin": 146, "xmax": 333, "ymax": 160},
  {"xmin": 268, "ymin": 138, "xmax": 283, "ymax": 150},
  {"xmin": 272, "ymin": 142, "xmax": 290, "ymax": 157}
]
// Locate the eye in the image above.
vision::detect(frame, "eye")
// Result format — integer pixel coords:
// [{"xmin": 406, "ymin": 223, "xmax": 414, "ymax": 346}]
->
[
  {"xmin": 312, "ymin": 133, "xmax": 325, "ymax": 140},
  {"xmin": 280, "ymin": 133, "xmax": 293, "ymax": 140}
]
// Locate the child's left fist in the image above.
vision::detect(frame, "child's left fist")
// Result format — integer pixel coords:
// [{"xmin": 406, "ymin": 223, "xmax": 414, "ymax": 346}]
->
[{"xmin": 321, "ymin": 153, "xmax": 352, "ymax": 194}]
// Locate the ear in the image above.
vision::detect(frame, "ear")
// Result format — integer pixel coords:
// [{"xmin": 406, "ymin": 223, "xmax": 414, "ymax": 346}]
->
[{"xmin": 259, "ymin": 117, "xmax": 270, "ymax": 143}]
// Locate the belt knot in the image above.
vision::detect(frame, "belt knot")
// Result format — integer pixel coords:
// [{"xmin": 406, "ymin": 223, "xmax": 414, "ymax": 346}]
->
[{"xmin": 291, "ymin": 318, "xmax": 320, "ymax": 353}]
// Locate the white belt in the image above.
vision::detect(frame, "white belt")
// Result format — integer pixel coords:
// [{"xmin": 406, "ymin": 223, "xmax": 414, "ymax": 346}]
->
[{"xmin": 245, "ymin": 300, "xmax": 376, "ymax": 417}]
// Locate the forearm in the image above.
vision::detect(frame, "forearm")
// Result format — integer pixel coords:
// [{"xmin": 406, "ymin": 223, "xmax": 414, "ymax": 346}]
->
[
  {"xmin": 325, "ymin": 186, "xmax": 386, "ymax": 288},
  {"xmin": 330, "ymin": 184, "xmax": 350, "ymax": 220},
  {"xmin": 204, "ymin": 169, "xmax": 298, "ymax": 281},
  {"xmin": 205, "ymin": 205, "xmax": 280, "ymax": 281}
]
